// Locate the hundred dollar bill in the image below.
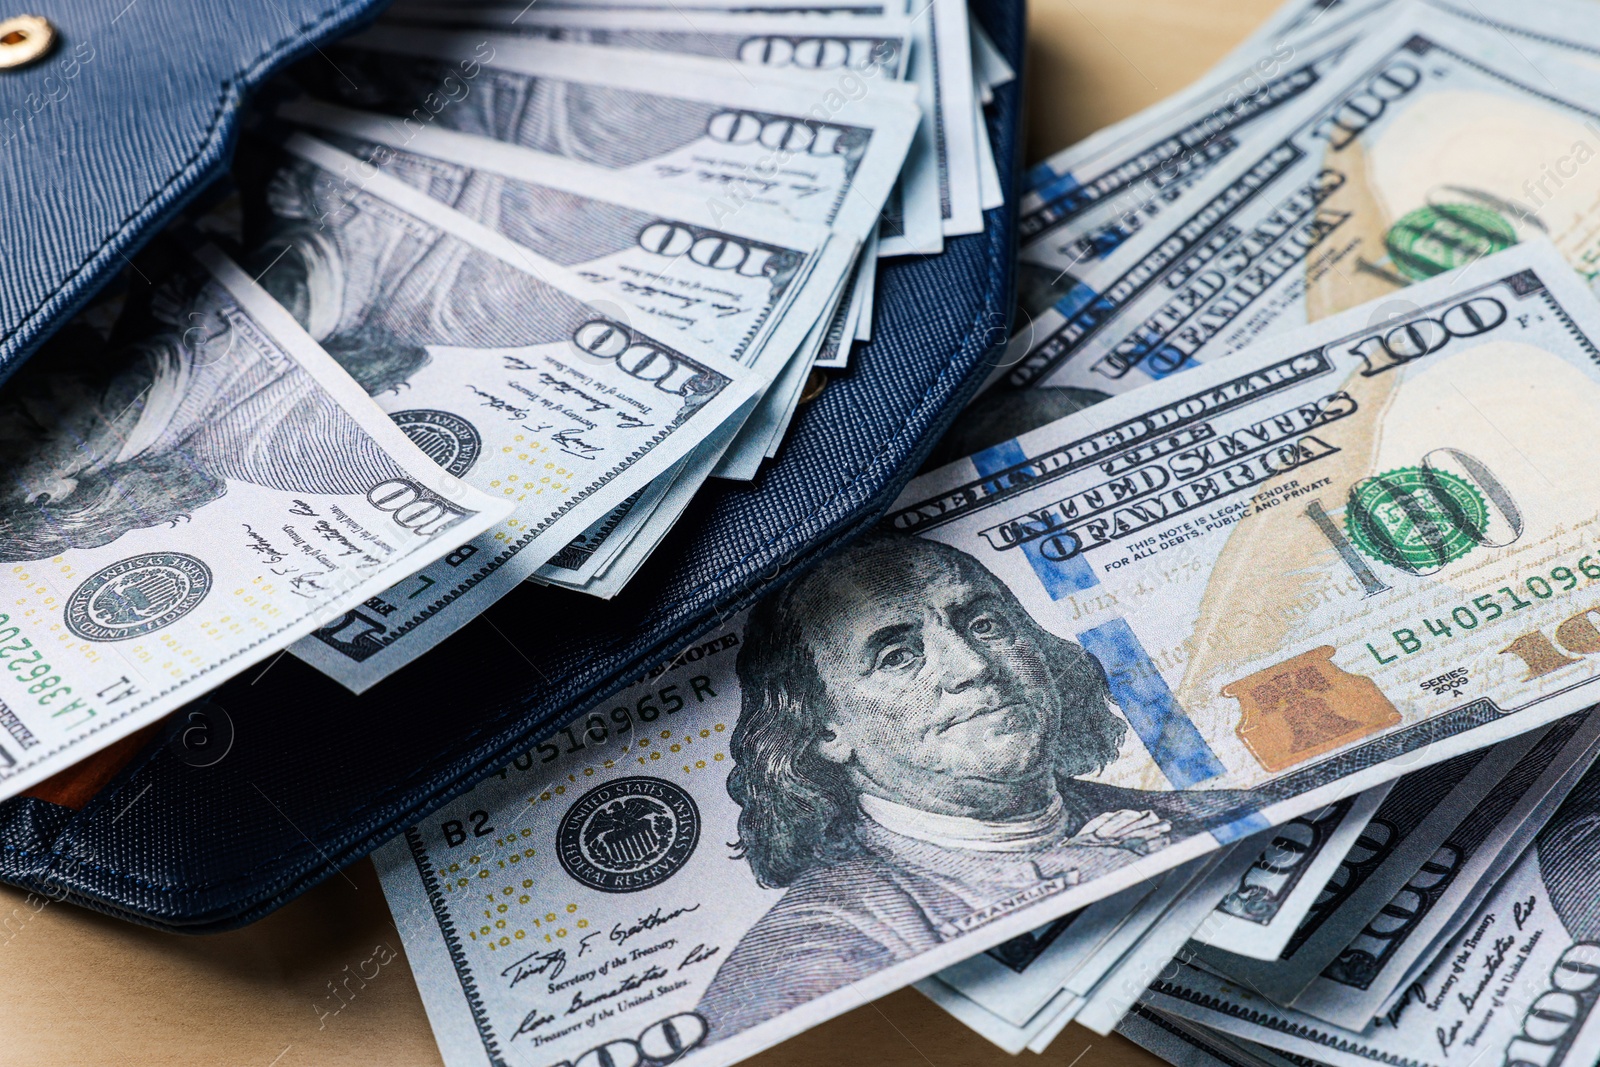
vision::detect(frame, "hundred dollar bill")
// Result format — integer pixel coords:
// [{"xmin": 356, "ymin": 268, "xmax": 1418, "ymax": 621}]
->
[
  {"xmin": 385, "ymin": 0, "xmax": 896, "ymax": 25},
  {"xmin": 393, "ymin": 0, "xmax": 985, "ymax": 246},
  {"xmin": 0, "ymin": 243, "xmax": 508, "ymax": 799},
  {"xmin": 282, "ymin": 106, "xmax": 855, "ymax": 387},
  {"xmin": 1195, "ymin": 783, "xmax": 1391, "ymax": 960},
  {"xmin": 244, "ymin": 134, "xmax": 761, "ymax": 691},
  {"xmin": 914, "ymin": 792, "xmax": 1299, "ymax": 1050},
  {"xmin": 897, "ymin": 238, "xmax": 1600, "ymax": 805},
  {"xmin": 1015, "ymin": 11, "xmax": 1375, "ymax": 317},
  {"xmin": 905, "ymin": 0, "xmax": 981, "ymax": 242},
  {"xmin": 275, "ymin": 107, "xmax": 856, "ymax": 484},
  {"xmin": 1193, "ymin": 731, "xmax": 1540, "ymax": 1005},
  {"xmin": 1288, "ymin": 711, "xmax": 1600, "ymax": 1029},
  {"xmin": 1148, "ymin": 743, "xmax": 1600, "ymax": 1067},
  {"xmin": 381, "ymin": 239, "xmax": 1600, "ymax": 1067},
  {"xmin": 538, "ymin": 415, "xmax": 745, "ymax": 597},
  {"xmin": 815, "ymin": 257, "xmax": 865, "ymax": 369},
  {"xmin": 297, "ymin": 26, "xmax": 921, "ymax": 250},
  {"xmin": 1344, "ymin": 716, "xmax": 1600, "ymax": 1023},
  {"xmin": 376, "ymin": 6, "xmax": 943, "ymax": 256},
  {"xmin": 1004, "ymin": 8, "xmax": 1600, "ymax": 397}
]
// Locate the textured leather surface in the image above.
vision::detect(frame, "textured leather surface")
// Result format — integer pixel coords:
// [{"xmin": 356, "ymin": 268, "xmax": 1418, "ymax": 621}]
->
[
  {"xmin": 0, "ymin": 0, "xmax": 1026, "ymax": 931},
  {"xmin": 0, "ymin": 0, "xmax": 389, "ymax": 377}
]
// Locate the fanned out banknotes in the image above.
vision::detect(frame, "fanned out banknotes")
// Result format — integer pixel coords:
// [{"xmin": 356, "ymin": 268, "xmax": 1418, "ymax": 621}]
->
[
  {"xmin": 364, "ymin": 3, "xmax": 1600, "ymax": 1067},
  {"xmin": 0, "ymin": 0, "xmax": 1009, "ymax": 788},
  {"xmin": 21, "ymin": 0, "xmax": 1600, "ymax": 1065}
]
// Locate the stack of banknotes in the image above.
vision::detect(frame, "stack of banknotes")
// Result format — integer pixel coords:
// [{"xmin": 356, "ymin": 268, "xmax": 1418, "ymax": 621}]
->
[
  {"xmin": 0, "ymin": 0, "xmax": 1010, "ymax": 795},
  {"xmin": 363, "ymin": 2, "xmax": 1600, "ymax": 1067}
]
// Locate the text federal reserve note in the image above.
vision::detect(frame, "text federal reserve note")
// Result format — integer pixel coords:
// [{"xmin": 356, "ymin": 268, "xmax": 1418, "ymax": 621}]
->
[
  {"xmin": 382, "ymin": 239, "xmax": 1600, "ymax": 1067},
  {"xmin": 0, "ymin": 244, "xmax": 507, "ymax": 799}
]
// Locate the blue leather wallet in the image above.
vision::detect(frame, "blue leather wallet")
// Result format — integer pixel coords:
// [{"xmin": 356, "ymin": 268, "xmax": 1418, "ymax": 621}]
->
[{"xmin": 0, "ymin": 0, "xmax": 1025, "ymax": 930}]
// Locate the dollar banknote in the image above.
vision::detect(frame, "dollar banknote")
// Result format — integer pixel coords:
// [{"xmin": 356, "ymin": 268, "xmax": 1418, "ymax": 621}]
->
[
  {"xmin": 296, "ymin": 25, "xmax": 921, "ymax": 251},
  {"xmin": 904, "ymin": 0, "xmax": 981, "ymax": 242},
  {"xmin": 1192, "ymin": 732, "xmax": 1537, "ymax": 1004},
  {"xmin": 1288, "ymin": 713, "xmax": 1600, "ymax": 1029},
  {"xmin": 815, "ymin": 249, "xmax": 869, "ymax": 369},
  {"xmin": 283, "ymin": 106, "xmax": 855, "ymax": 385},
  {"xmin": 928, "ymin": 769, "xmax": 1443, "ymax": 1047},
  {"xmin": 383, "ymin": 7, "xmax": 914, "ymax": 78},
  {"xmin": 927, "ymin": 838, "xmax": 1251, "ymax": 1048},
  {"xmin": 1014, "ymin": 10, "xmax": 1373, "ymax": 319},
  {"xmin": 234, "ymin": 134, "xmax": 761, "ymax": 691},
  {"xmin": 395, "ymin": 0, "xmax": 985, "ymax": 246},
  {"xmin": 0, "ymin": 243, "xmax": 509, "ymax": 800},
  {"xmin": 933, "ymin": 847, "xmax": 1245, "ymax": 1050},
  {"xmin": 378, "ymin": 237, "xmax": 1600, "ymax": 1067},
  {"xmin": 1004, "ymin": 8, "xmax": 1600, "ymax": 398},
  {"xmin": 537, "ymin": 415, "xmax": 750, "ymax": 598},
  {"xmin": 1011, "ymin": 0, "xmax": 1600, "ymax": 348},
  {"xmin": 276, "ymin": 106, "xmax": 856, "ymax": 484},
  {"xmin": 1194, "ymin": 782, "xmax": 1391, "ymax": 960},
  {"xmin": 1148, "ymin": 742, "xmax": 1600, "ymax": 1067},
  {"xmin": 376, "ymin": 5, "xmax": 945, "ymax": 256}
]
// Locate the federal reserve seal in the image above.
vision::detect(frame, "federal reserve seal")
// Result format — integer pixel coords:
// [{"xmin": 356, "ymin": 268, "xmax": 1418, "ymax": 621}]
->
[
  {"xmin": 389, "ymin": 409, "xmax": 482, "ymax": 477},
  {"xmin": 1345, "ymin": 467, "xmax": 1489, "ymax": 574},
  {"xmin": 65, "ymin": 553, "xmax": 212, "ymax": 642},
  {"xmin": 557, "ymin": 776, "xmax": 700, "ymax": 893}
]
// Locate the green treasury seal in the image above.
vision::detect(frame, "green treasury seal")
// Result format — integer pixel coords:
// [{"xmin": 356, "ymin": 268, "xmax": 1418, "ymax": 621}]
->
[
  {"xmin": 1345, "ymin": 467, "xmax": 1489, "ymax": 573},
  {"xmin": 1384, "ymin": 203, "xmax": 1516, "ymax": 281}
]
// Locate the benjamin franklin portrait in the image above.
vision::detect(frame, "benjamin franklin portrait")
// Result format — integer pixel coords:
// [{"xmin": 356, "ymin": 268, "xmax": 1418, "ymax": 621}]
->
[{"xmin": 696, "ymin": 531, "xmax": 1251, "ymax": 1036}]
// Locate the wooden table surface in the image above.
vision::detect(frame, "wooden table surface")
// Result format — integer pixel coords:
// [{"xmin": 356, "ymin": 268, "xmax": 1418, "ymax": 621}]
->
[{"xmin": 0, "ymin": 2, "xmax": 1284, "ymax": 1063}]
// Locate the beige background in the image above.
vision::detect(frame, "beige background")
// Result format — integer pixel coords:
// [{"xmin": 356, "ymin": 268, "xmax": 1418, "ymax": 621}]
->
[{"xmin": 0, "ymin": 2, "xmax": 1283, "ymax": 1063}]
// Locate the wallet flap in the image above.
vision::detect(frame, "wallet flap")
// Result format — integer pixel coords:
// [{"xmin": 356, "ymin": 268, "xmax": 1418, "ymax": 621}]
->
[{"xmin": 0, "ymin": 0, "xmax": 388, "ymax": 378}]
